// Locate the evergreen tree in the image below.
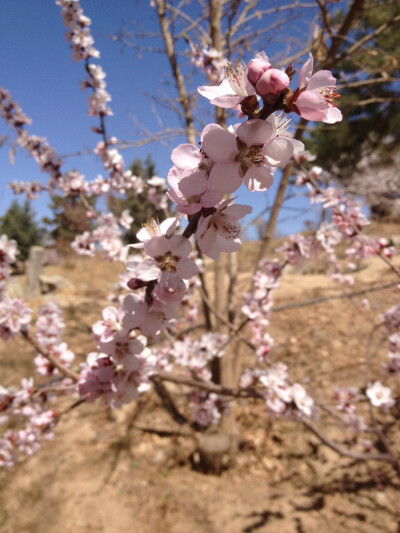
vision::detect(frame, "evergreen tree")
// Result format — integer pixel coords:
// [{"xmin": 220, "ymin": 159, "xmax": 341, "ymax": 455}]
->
[
  {"xmin": 308, "ymin": 3, "xmax": 400, "ymax": 219},
  {"xmin": 0, "ymin": 200, "xmax": 43, "ymax": 261},
  {"xmin": 43, "ymin": 195, "xmax": 96, "ymax": 253},
  {"xmin": 108, "ymin": 155, "xmax": 170, "ymax": 243}
]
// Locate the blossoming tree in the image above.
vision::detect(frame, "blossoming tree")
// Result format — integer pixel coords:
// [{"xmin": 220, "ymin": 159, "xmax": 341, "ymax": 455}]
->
[{"xmin": 0, "ymin": 0, "xmax": 399, "ymax": 495}]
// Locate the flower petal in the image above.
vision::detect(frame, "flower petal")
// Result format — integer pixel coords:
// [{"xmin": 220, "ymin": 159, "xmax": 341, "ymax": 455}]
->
[
  {"xmin": 244, "ymin": 166, "xmax": 274, "ymax": 192},
  {"xmin": 307, "ymin": 70, "xmax": 337, "ymax": 91},
  {"xmin": 237, "ymin": 119, "xmax": 275, "ymax": 146},
  {"xmin": 208, "ymin": 162, "xmax": 243, "ymax": 193},
  {"xmin": 263, "ymin": 137, "xmax": 294, "ymax": 166},
  {"xmin": 298, "ymin": 53, "xmax": 313, "ymax": 89},
  {"xmin": 201, "ymin": 124, "xmax": 237, "ymax": 162},
  {"xmin": 197, "ymin": 79, "xmax": 235, "ymax": 100},
  {"xmin": 323, "ymin": 105, "xmax": 342, "ymax": 124},
  {"xmin": 171, "ymin": 144, "xmax": 201, "ymax": 169}
]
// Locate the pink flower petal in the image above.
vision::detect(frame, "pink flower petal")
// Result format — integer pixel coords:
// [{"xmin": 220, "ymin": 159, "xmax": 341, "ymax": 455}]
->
[
  {"xmin": 197, "ymin": 79, "xmax": 235, "ymax": 100},
  {"xmin": 263, "ymin": 137, "xmax": 294, "ymax": 166},
  {"xmin": 171, "ymin": 144, "xmax": 201, "ymax": 169},
  {"xmin": 237, "ymin": 119, "xmax": 275, "ymax": 146},
  {"xmin": 145, "ymin": 236, "xmax": 170, "ymax": 257},
  {"xmin": 208, "ymin": 162, "xmax": 243, "ymax": 193},
  {"xmin": 298, "ymin": 53, "xmax": 313, "ymax": 89},
  {"xmin": 201, "ymin": 124, "xmax": 237, "ymax": 162},
  {"xmin": 210, "ymin": 95, "xmax": 244, "ymax": 108},
  {"xmin": 176, "ymin": 257, "xmax": 198, "ymax": 279},
  {"xmin": 307, "ymin": 70, "xmax": 337, "ymax": 91},
  {"xmin": 324, "ymin": 105, "xmax": 342, "ymax": 124},
  {"xmin": 179, "ymin": 170, "xmax": 208, "ymax": 196},
  {"xmin": 216, "ymin": 234, "xmax": 241, "ymax": 253},
  {"xmin": 223, "ymin": 204, "xmax": 253, "ymax": 219},
  {"xmin": 134, "ymin": 258, "xmax": 161, "ymax": 281},
  {"xmin": 244, "ymin": 166, "xmax": 274, "ymax": 192},
  {"xmin": 201, "ymin": 189, "xmax": 224, "ymax": 208},
  {"xmin": 168, "ymin": 235, "xmax": 192, "ymax": 257}
]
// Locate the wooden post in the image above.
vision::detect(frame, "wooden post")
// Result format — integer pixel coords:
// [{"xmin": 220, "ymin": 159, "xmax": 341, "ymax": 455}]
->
[{"xmin": 25, "ymin": 246, "xmax": 44, "ymax": 299}]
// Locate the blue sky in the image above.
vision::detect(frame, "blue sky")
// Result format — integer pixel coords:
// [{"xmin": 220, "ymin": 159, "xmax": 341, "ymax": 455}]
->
[{"xmin": 0, "ymin": 0, "xmax": 323, "ymax": 239}]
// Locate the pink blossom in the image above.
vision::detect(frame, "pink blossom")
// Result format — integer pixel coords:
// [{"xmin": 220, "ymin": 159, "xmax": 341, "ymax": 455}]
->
[
  {"xmin": 381, "ymin": 304, "xmax": 400, "ymax": 332},
  {"xmin": 0, "ymin": 298, "xmax": 32, "ymax": 340},
  {"xmin": 92, "ymin": 306, "xmax": 126, "ymax": 344},
  {"xmin": 292, "ymin": 53, "xmax": 342, "ymax": 124},
  {"xmin": 71, "ymin": 231, "xmax": 96, "ymax": 257},
  {"xmin": 191, "ymin": 392, "xmax": 228, "ymax": 427},
  {"xmin": 139, "ymin": 234, "xmax": 198, "ymax": 282},
  {"xmin": 121, "ymin": 293, "xmax": 176, "ymax": 337},
  {"xmin": 195, "ymin": 199, "xmax": 252, "ymax": 259},
  {"xmin": 35, "ymin": 302, "xmax": 65, "ymax": 348},
  {"xmin": 133, "ymin": 218, "xmax": 178, "ymax": 249},
  {"xmin": 198, "ymin": 59, "xmax": 255, "ymax": 109}
]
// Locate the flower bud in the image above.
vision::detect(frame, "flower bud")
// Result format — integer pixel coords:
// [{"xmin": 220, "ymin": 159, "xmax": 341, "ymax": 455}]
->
[
  {"xmin": 256, "ymin": 69, "xmax": 290, "ymax": 96},
  {"xmin": 247, "ymin": 54, "xmax": 271, "ymax": 84}
]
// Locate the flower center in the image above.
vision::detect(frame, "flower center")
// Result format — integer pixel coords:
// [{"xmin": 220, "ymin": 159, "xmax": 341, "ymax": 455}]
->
[
  {"xmin": 225, "ymin": 59, "xmax": 248, "ymax": 96},
  {"xmin": 240, "ymin": 144, "xmax": 264, "ymax": 171},
  {"xmin": 220, "ymin": 222, "xmax": 240, "ymax": 240},
  {"xmin": 157, "ymin": 252, "xmax": 178, "ymax": 272},
  {"xmin": 318, "ymin": 88, "xmax": 340, "ymax": 106},
  {"xmin": 142, "ymin": 218, "xmax": 161, "ymax": 236}
]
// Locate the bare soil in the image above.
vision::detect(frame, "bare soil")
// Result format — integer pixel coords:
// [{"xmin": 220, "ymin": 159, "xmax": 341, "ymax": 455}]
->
[{"xmin": 1, "ymin": 226, "xmax": 400, "ymax": 533}]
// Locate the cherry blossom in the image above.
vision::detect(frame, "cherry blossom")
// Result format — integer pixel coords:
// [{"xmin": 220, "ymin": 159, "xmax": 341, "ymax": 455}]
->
[
  {"xmin": 291, "ymin": 53, "xmax": 342, "ymax": 123},
  {"xmin": 195, "ymin": 199, "xmax": 252, "ymax": 259},
  {"xmin": 366, "ymin": 381, "xmax": 395, "ymax": 410},
  {"xmin": 198, "ymin": 58, "xmax": 256, "ymax": 108},
  {"xmin": 0, "ymin": 299, "xmax": 32, "ymax": 340}
]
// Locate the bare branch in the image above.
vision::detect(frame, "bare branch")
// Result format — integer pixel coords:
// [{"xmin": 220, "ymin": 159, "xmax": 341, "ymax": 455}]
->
[
  {"xmin": 327, "ymin": 12, "xmax": 400, "ymax": 68},
  {"xmin": 272, "ymin": 281, "xmax": 400, "ymax": 313},
  {"xmin": 154, "ymin": 0, "xmax": 196, "ymax": 144},
  {"xmin": 303, "ymin": 418, "xmax": 400, "ymax": 471}
]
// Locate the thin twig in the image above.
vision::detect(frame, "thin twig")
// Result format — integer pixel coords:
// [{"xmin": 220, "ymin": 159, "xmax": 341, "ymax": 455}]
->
[{"xmin": 21, "ymin": 331, "xmax": 80, "ymax": 383}]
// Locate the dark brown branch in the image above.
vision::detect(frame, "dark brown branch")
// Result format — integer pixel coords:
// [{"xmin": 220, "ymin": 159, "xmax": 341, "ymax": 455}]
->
[
  {"xmin": 327, "ymin": 0, "xmax": 365, "ymax": 63},
  {"xmin": 302, "ymin": 418, "xmax": 400, "ymax": 472},
  {"xmin": 154, "ymin": 371, "xmax": 263, "ymax": 398},
  {"xmin": 327, "ymin": 11, "xmax": 400, "ymax": 69}
]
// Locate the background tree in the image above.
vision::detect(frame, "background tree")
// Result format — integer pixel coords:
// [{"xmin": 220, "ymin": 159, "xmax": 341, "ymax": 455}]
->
[
  {"xmin": 308, "ymin": 2, "xmax": 400, "ymax": 220},
  {"xmin": 43, "ymin": 195, "xmax": 96, "ymax": 254},
  {"xmin": 0, "ymin": 200, "xmax": 43, "ymax": 261},
  {"xmin": 107, "ymin": 155, "xmax": 170, "ymax": 243}
]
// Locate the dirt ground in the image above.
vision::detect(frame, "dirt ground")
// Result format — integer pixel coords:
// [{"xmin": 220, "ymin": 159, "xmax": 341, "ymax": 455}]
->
[{"xmin": 1, "ymin": 225, "xmax": 400, "ymax": 533}]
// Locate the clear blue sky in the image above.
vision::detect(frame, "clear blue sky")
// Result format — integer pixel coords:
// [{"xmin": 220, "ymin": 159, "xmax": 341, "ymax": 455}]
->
[{"xmin": 0, "ymin": 0, "xmax": 323, "ymax": 239}]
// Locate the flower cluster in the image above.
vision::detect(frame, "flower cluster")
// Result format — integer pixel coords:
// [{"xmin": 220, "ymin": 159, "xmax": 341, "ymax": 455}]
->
[
  {"xmin": 0, "ymin": 88, "xmax": 64, "ymax": 197},
  {"xmin": 189, "ymin": 43, "xmax": 226, "ymax": 84},
  {"xmin": 241, "ymin": 364, "xmax": 314, "ymax": 417},
  {"xmin": 0, "ymin": 234, "xmax": 19, "ymax": 282},
  {"xmin": 33, "ymin": 303, "xmax": 75, "ymax": 377},
  {"xmin": 241, "ymin": 258, "xmax": 284, "ymax": 363},
  {"xmin": 0, "ymin": 378, "xmax": 58, "ymax": 467},
  {"xmin": 56, "ymin": 0, "xmax": 100, "ymax": 62},
  {"xmin": 71, "ymin": 212, "xmax": 129, "ymax": 261},
  {"xmin": 0, "ymin": 236, "xmax": 32, "ymax": 340},
  {"xmin": 198, "ymin": 51, "xmax": 341, "ymax": 124},
  {"xmin": 292, "ymin": 161, "xmax": 397, "ymax": 285}
]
